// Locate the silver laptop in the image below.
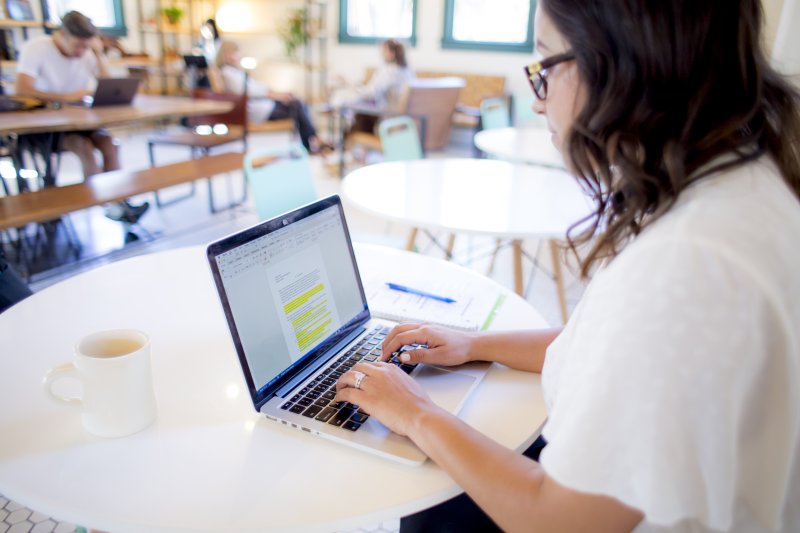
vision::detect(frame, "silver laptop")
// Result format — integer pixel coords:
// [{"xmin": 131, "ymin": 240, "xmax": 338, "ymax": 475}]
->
[
  {"xmin": 85, "ymin": 77, "xmax": 141, "ymax": 107},
  {"xmin": 206, "ymin": 195, "xmax": 489, "ymax": 465}
]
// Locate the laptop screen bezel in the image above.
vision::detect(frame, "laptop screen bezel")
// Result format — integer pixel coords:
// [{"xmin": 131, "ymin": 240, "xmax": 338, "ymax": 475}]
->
[{"xmin": 206, "ymin": 195, "xmax": 371, "ymax": 410}]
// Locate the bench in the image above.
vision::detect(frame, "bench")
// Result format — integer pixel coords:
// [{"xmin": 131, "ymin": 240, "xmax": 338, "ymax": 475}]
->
[
  {"xmin": 0, "ymin": 151, "xmax": 244, "ymax": 231},
  {"xmin": 415, "ymin": 70, "xmax": 507, "ymax": 129}
]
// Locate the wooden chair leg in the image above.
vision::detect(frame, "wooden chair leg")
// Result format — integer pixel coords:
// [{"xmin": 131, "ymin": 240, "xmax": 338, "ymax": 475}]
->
[
  {"xmin": 512, "ymin": 239, "xmax": 524, "ymax": 296},
  {"xmin": 406, "ymin": 227, "xmax": 419, "ymax": 252},
  {"xmin": 549, "ymin": 239, "xmax": 568, "ymax": 324},
  {"xmin": 486, "ymin": 237, "xmax": 502, "ymax": 275},
  {"xmin": 445, "ymin": 233, "xmax": 456, "ymax": 260}
]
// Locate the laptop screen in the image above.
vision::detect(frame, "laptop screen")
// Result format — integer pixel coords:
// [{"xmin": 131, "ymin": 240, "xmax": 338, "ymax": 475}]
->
[{"xmin": 208, "ymin": 196, "xmax": 369, "ymax": 406}]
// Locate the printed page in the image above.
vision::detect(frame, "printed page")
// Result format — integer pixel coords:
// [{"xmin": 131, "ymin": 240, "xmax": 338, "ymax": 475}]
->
[
  {"xmin": 363, "ymin": 275, "xmax": 504, "ymax": 331},
  {"xmin": 267, "ymin": 245, "xmax": 342, "ymax": 361}
]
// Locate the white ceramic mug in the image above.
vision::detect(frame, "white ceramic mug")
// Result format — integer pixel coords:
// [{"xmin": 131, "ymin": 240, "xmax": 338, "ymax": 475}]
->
[{"xmin": 44, "ymin": 329, "xmax": 157, "ymax": 438}]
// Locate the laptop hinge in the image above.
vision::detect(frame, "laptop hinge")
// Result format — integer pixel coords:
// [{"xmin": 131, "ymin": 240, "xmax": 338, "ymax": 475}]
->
[{"xmin": 274, "ymin": 326, "xmax": 366, "ymax": 398}]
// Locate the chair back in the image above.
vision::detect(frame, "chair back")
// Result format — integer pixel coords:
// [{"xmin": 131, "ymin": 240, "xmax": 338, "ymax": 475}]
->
[
  {"xmin": 480, "ymin": 97, "xmax": 511, "ymax": 130},
  {"xmin": 398, "ymin": 77, "xmax": 465, "ymax": 150},
  {"xmin": 187, "ymin": 88, "xmax": 248, "ymax": 131},
  {"xmin": 378, "ymin": 116, "xmax": 423, "ymax": 161},
  {"xmin": 512, "ymin": 94, "xmax": 546, "ymax": 128},
  {"xmin": 243, "ymin": 143, "xmax": 317, "ymax": 221}
]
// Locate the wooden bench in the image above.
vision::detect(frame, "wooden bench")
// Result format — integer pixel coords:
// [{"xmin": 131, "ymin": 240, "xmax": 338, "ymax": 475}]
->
[
  {"xmin": 415, "ymin": 71, "xmax": 507, "ymax": 129},
  {"xmin": 0, "ymin": 151, "xmax": 244, "ymax": 231}
]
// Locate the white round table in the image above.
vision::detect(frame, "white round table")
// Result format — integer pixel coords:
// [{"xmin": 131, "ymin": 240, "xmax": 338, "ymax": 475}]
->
[
  {"xmin": 342, "ymin": 159, "xmax": 592, "ymax": 322},
  {"xmin": 0, "ymin": 244, "xmax": 548, "ymax": 533},
  {"xmin": 473, "ymin": 126, "xmax": 565, "ymax": 168}
]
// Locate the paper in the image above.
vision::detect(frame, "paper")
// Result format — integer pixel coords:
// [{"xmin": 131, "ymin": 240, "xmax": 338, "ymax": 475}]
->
[{"xmin": 364, "ymin": 276, "xmax": 505, "ymax": 331}]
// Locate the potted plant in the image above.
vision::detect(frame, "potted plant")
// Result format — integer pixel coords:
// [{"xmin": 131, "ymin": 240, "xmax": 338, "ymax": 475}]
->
[
  {"xmin": 162, "ymin": 5, "xmax": 185, "ymax": 26},
  {"xmin": 278, "ymin": 8, "xmax": 307, "ymax": 61}
]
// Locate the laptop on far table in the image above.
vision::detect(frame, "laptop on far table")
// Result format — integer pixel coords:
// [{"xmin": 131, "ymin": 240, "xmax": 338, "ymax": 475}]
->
[
  {"xmin": 206, "ymin": 195, "xmax": 490, "ymax": 465},
  {"xmin": 85, "ymin": 77, "xmax": 142, "ymax": 107}
]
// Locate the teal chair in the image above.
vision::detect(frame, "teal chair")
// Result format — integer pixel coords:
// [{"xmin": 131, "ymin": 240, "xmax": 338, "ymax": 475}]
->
[
  {"xmin": 377, "ymin": 115, "xmax": 424, "ymax": 161},
  {"xmin": 479, "ymin": 97, "xmax": 511, "ymax": 130},
  {"xmin": 513, "ymin": 94, "xmax": 546, "ymax": 127},
  {"xmin": 243, "ymin": 143, "xmax": 317, "ymax": 221},
  {"xmin": 377, "ymin": 115, "xmax": 456, "ymax": 257}
]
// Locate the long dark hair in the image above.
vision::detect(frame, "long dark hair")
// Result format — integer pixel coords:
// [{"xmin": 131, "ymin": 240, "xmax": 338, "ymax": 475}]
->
[
  {"xmin": 542, "ymin": 0, "xmax": 800, "ymax": 278},
  {"xmin": 384, "ymin": 39, "xmax": 407, "ymax": 68}
]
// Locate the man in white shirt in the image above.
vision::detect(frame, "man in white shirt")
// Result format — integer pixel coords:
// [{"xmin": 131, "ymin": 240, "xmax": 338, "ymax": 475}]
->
[{"xmin": 14, "ymin": 10, "xmax": 148, "ymax": 223}]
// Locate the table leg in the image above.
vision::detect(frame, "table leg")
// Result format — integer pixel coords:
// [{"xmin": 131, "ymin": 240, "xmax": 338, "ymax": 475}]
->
[
  {"xmin": 512, "ymin": 239, "xmax": 524, "ymax": 296},
  {"xmin": 406, "ymin": 227, "xmax": 419, "ymax": 252},
  {"xmin": 445, "ymin": 233, "xmax": 456, "ymax": 260},
  {"xmin": 549, "ymin": 239, "xmax": 568, "ymax": 323}
]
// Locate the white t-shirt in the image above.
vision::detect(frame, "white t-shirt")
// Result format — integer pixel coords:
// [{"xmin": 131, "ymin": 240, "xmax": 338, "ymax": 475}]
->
[
  {"xmin": 355, "ymin": 63, "xmax": 414, "ymax": 107},
  {"xmin": 540, "ymin": 156, "xmax": 800, "ymax": 532},
  {"xmin": 16, "ymin": 35, "xmax": 98, "ymax": 94},
  {"xmin": 220, "ymin": 64, "xmax": 276, "ymax": 123}
]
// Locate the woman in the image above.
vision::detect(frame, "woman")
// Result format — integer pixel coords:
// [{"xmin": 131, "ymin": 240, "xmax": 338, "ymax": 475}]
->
[
  {"xmin": 333, "ymin": 39, "xmax": 414, "ymax": 134},
  {"xmin": 215, "ymin": 41, "xmax": 331, "ymax": 154},
  {"xmin": 337, "ymin": 38, "xmax": 413, "ymax": 108},
  {"xmin": 335, "ymin": 1, "xmax": 800, "ymax": 532}
]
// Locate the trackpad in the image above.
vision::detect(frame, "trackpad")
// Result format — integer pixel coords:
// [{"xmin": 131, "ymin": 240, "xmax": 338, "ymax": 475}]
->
[{"xmin": 415, "ymin": 365, "xmax": 477, "ymax": 414}]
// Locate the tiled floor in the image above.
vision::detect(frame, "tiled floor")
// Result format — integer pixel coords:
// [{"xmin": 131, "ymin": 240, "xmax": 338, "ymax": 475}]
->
[{"xmin": 1, "ymin": 125, "xmax": 586, "ymax": 532}]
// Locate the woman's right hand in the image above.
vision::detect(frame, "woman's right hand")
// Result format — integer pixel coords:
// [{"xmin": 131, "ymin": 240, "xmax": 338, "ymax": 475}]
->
[{"xmin": 380, "ymin": 323, "xmax": 478, "ymax": 367}]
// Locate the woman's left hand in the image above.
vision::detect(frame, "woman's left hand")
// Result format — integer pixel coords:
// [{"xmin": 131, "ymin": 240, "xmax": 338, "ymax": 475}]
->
[{"xmin": 335, "ymin": 361, "xmax": 438, "ymax": 437}]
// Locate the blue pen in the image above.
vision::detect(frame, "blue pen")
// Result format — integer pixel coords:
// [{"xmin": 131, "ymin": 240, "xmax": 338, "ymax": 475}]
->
[{"xmin": 386, "ymin": 283, "xmax": 457, "ymax": 303}]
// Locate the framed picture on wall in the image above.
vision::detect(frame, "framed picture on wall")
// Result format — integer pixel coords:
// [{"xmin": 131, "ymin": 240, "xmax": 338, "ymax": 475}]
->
[{"xmin": 5, "ymin": 0, "xmax": 35, "ymax": 20}]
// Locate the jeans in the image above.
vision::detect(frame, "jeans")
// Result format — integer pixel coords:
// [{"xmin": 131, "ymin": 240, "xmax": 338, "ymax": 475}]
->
[
  {"xmin": 399, "ymin": 436, "xmax": 548, "ymax": 533},
  {"xmin": 268, "ymin": 100, "xmax": 318, "ymax": 150}
]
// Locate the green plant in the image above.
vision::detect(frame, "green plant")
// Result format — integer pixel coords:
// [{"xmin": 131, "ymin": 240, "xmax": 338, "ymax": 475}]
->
[
  {"xmin": 278, "ymin": 8, "xmax": 307, "ymax": 60},
  {"xmin": 162, "ymin": 6, "xmax": 185, "ymax": 26}
]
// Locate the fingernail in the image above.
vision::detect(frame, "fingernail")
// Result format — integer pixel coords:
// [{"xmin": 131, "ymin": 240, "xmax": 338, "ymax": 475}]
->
[{"xmin": 400, "ymin": 353, "xmax": 410, "ymax": 363}]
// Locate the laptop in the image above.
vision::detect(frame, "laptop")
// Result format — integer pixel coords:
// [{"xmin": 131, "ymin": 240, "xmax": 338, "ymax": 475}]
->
[
  {"xmin": 206, "ymin": 195, "xmax": 490, "ymax": 465},
  {"xmin": 84, "ymin": 77, "xmax": 141, "ymax": 107}
]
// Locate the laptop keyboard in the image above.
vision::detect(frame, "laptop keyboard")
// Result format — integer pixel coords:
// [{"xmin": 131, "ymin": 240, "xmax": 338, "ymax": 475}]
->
[{"xmin": 280, "ymin": 325, "xmax": 421, "ymax": 432}]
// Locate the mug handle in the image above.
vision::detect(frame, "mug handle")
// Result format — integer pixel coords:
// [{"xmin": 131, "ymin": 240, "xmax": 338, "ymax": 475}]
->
[{"xmin": 43, "ymin": 362, "xmax": 82, "ymax": 406}]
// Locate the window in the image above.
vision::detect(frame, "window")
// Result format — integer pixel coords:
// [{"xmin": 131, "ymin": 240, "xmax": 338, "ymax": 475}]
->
[
  {"xmin": 442, "ymin": 0, "xmax": 534, "ymax": 53},
  {"xmin": 338, "ymin": 0, "xmax": 417, "ymax": 45},
  {"xmin": 41, "ymin": 0, "xmax": 127, "ymax": 37}
]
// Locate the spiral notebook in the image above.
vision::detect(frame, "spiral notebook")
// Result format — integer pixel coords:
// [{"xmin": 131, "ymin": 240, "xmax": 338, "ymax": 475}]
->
[{"xmin": 364, "ymin": 277, "xmax": 506, "ymax": 332}]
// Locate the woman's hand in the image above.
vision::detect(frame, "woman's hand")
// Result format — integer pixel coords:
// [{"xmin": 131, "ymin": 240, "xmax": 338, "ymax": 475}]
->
[
  {"xmin": 380, "ymin": 323, "xmax": 477, "ymax": 367},
  {"xmin": 335, "ymin": 361, "xmax": 442, "ymax": 437}
]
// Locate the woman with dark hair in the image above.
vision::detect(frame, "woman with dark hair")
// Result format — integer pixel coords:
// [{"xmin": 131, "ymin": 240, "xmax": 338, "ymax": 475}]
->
[{"xmin": 333, "ymin": 1, "xmax": 800, "ymax": 532}]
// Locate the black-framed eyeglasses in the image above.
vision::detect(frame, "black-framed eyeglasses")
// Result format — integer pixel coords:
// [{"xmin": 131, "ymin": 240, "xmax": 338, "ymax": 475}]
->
[{"xmin": 524, "ymin": 52, "xmax": 575, "ymax": 101}]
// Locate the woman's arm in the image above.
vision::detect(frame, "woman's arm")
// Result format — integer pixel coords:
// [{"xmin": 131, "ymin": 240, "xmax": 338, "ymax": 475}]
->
[
  {"xmin": 336, "ymin": 363, "xmax": 643, "ymax": 532},
  {"xmin": 381, "ymin": 325, "xmax": 562, "ymax": 373}
]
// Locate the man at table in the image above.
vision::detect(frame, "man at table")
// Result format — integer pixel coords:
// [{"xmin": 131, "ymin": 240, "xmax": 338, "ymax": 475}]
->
[{"xmin": 14, "ymin": 10, "xmax": 148, "ymax": 223}]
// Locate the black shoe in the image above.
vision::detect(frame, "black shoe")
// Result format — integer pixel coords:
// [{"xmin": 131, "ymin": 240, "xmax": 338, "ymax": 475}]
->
[{"xmin": 121, "ymin": 201, "xmax": 150, "ymax": 224}]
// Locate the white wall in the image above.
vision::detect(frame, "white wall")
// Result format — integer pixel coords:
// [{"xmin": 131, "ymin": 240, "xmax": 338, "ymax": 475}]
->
[
  {"xmin": 116, "ymin": 0, "xmax": 793, "ymax": 98},
  {"xmin": 326, "ymin": 2, "xmax": 535, "ymax": 99},
  {"xmin": 772, "ymin": 0, "xmax": 800, "ymax": 85}
]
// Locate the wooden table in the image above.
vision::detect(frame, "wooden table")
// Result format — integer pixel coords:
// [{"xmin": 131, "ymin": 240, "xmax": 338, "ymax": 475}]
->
[
  {"xmin": 0, "ymin": 94, "xmax": 233, "ymax": 187},
  {"xmin": 0, "ymin": 94, "xmax": 232, "ymax": 135}
]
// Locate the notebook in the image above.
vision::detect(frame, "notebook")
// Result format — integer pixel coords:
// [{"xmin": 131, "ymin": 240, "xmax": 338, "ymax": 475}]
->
[
  {"xmin": 206, "ymin": 195, "xmax": 490, "ymax": 465},
  {"xmin": 364, "ymin": 278, "xmax": 506, "ymax": 332},
  {"xmin": 85, "ymin": 77, "xmax": 141, "ymax": 107}
]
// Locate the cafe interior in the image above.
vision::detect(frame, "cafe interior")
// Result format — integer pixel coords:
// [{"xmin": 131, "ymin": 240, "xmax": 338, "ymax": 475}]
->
[{"xmin": 0, "ymin": 0, "xmax": 798, "ymax": 531}]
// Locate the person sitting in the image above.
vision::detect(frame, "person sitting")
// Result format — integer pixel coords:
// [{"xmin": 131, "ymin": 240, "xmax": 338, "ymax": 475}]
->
[
  {"xmin": 332, "ymin": 38, "xmax": 414, "ymax": 135},
  {"xmin": 333, "ymin": 0, "xmax": 800, "ymax": 531},
  {"xmin": 14, "ymin": 10, "xmax": 148, "ymax": 223},
  {"xmin": 215, "ymin": 41, "xmax": 332, "ymax": 154}
]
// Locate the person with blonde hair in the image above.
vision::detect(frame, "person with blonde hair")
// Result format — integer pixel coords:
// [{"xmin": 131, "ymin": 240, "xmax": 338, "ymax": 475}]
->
[{"xmin": 216, "ymin": 41, "xmax": 331, "ymax": 154}]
